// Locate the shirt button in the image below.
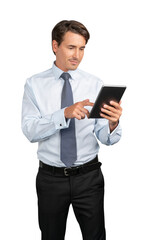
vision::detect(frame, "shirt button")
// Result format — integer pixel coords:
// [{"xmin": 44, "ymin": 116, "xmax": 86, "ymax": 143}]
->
[{"xmin": 60, "ymin": 124, "xmax": 62, "ymax": 127}]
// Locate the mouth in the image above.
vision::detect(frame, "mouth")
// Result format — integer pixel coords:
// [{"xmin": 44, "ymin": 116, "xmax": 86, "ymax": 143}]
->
[{"xmin": 69, "ymin": 59, "xmax": 79, "ymax": 65}]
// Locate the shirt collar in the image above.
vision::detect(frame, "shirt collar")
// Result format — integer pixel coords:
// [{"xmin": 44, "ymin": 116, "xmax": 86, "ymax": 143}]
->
[{"xmin": 52, "ymin": 62, "xmax": 78, "ymax": 80}]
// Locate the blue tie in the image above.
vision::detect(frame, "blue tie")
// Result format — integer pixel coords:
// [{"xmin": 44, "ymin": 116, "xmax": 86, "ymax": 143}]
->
[{"xmin": 60, "ymin": 72, "xmax": 77, "ymax": 167}]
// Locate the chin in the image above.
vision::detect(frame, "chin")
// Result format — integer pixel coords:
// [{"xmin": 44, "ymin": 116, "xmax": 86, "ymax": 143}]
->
[{"xmin": 68, "ymin": 64, "xmax": 79, "ymax": 71}]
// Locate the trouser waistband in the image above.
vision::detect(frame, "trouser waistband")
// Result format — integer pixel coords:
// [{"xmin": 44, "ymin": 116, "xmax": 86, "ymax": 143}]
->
[{"xmin": 39, "ymin": 156, "xmax": 101, "ymax": 177}]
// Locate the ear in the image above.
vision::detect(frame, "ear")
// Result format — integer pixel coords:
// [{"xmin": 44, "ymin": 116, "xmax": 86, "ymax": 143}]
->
[{"xmin": 52, "ymin": 40, "xmax": 59, "ymax": 54}]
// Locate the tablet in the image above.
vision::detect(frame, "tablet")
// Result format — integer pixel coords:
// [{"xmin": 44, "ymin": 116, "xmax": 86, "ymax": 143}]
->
[{"xmin": 89, "ymin": 85, "xmax": 126, "ymax": 118}]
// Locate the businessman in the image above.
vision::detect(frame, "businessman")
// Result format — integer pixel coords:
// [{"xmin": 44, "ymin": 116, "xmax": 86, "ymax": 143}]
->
[{"xmin": 22, "ymin": 20, "xmax": 122, "ymax": 240}]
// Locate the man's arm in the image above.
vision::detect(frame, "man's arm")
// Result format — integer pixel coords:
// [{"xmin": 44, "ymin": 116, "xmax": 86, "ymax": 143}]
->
[
  {"xmin": 94, "ymin": 101, "xmax": 122, "ymax": 145},
  {"xmin": 100, "ymin": 100, "xmax": 122, "ymax": 133},
  {"xmin": 21, "ymin": 83, "xmax": 70, "ymax": 143},
  {"xmin": 22, "ymin": 82, "xmax": 93, "ymax": 143},
  {"xmin": 94, "ymin": 119, "xmax": 122, "ymax": 145}
]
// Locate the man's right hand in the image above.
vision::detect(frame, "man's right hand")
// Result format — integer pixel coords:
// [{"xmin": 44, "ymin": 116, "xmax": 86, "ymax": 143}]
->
[{"xmin": 64, "ymin": 99, "xmax": 94, "ymax": 120}]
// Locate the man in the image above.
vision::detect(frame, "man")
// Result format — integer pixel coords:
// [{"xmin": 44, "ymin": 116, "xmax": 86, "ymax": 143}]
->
[{"xmin": 22, "ymin": 20, "xmax": 122, "ymax": 240}]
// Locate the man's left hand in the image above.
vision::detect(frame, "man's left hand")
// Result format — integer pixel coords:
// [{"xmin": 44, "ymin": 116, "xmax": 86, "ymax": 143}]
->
[{"xmin": 100, "ymin": 101, "xmax": 122, "ymax": 132}]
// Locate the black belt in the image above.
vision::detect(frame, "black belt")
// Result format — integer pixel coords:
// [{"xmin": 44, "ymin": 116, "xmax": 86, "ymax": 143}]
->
[{"xmin": 39, "ymin": 155, "xmax": 101, "ymax": 177}]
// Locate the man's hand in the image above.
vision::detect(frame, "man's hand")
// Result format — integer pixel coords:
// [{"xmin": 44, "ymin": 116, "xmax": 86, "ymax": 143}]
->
[
  {"xmin": 100, "ymin": 101, "xmax": 122, "ymax": 132},
  {"xmin": 64, "ymin": 99, "xmax": 94, "ymax": 120}
]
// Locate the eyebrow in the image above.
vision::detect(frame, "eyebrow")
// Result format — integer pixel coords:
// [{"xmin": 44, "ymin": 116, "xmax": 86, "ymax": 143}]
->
[{"xmin": 68, "ymin": 45, "xmax": 85, "ymax": 49}]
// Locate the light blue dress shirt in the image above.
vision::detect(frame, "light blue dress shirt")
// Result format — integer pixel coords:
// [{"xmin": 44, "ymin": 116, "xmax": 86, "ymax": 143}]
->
[{"xmin": 21, "ymin": 63, "xmax": 122, "ymax": 167}]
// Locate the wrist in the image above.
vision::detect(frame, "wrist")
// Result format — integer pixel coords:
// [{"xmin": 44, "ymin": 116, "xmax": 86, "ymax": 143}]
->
[
  {"xmin": 64, "ymin": 107, "xmax": 68, "ymax": 119},
  {"xmin": 109, "ymin": 121, "xmax": 119, "ymax": 132}
]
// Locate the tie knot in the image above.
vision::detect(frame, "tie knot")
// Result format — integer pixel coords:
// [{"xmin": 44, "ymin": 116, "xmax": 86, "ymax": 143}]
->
[{"xmin": 60, "ymin": 72, "xmax": 71, "ymax": 81}]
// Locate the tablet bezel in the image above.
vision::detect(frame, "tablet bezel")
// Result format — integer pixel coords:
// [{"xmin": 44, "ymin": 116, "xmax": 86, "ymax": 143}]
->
[{"xmin": 89, "ymin": 85, "xmax": 126, "ymax": 119}]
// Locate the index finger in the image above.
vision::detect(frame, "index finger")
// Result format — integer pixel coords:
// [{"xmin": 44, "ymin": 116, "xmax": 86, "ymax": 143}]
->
[
  {"xmin": 86, "ymin": 102, "xmax": 94, "ymax": 107},
  {"xmin": 82, "ymin": 99, "xmax": 94, "ymax": 107}
]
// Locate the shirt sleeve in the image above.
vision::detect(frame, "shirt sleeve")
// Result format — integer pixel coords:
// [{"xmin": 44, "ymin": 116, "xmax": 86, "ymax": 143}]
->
[
  {"xmin": 21, "ymin": 80, "xmax": 70, "ymax": 143},
  {"xmin": 94, "ymin": 118, "xmax": 122, "ymax": 145}
]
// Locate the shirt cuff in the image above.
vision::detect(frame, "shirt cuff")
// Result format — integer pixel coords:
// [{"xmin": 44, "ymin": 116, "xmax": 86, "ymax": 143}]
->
[
  {"xmin": 52, "ymin": 108, "xmax": 71, "ymax": 130},
  {"xmin": 108, "ymin": 122, "xmax": 122, "ymax": 144}
]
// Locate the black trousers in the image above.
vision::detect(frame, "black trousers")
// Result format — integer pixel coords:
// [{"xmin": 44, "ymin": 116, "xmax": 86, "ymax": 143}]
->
[{"xmin": 36, "ymin": 165, "xmax": 106, "ymax": 240}]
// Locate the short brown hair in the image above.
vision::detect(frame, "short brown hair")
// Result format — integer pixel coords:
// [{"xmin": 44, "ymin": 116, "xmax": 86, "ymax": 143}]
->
[{"xmin": 52, "ymin": 20, "xmax": 90, "ymax": 47}]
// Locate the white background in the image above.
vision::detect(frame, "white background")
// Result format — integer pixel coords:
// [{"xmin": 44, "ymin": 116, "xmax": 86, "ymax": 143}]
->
[{"xmin": 0, "ymin": 0, "xmax": 144, "ymax": 239}]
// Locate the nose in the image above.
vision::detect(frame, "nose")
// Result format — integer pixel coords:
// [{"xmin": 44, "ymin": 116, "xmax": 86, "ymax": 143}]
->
[{"xmin": 73, "ymin": 49, "xmax": 79, "ymax": 59}]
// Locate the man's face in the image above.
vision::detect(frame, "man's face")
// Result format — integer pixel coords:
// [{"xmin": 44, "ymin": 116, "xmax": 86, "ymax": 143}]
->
[{"xmin": 52, "ymin": 31, "xmax": 86, "ymax": 72}]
